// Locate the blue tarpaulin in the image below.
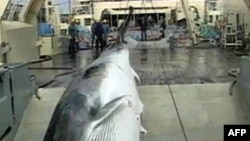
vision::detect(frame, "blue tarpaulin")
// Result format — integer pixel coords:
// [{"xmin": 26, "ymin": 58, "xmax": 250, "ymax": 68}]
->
[
  {"xmin": 77, "ymin": 26, "xmax": 91, "ymax": 41},
  {"xmin": 38, "ymin": 23, "xmax": 54, "ymax": 36},
  {"xmin": 199, "ymin": 24, "xmax": 220, "ymax": 39}
]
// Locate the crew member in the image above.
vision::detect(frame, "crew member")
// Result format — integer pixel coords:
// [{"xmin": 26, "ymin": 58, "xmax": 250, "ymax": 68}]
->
[
  {"xmin": 91, "ymin": 19, "xmax": 97, "ymax": 47},
  {"xmin": 215, "ymin": 18, "xmax": 226, "ymax": 46},
  {"xmin": 93, "ymin": 20, "xmax": 104, "ymax": 56},
  {"xmin": 68, "ymin": 20, "xmax": 78, "ymax": 58},
  {"xmin": 75, "ymin": 19, "xmax": 81, "ymax": 50},
  {"xmin": 140, "ymin": 16, "xmax": 148, "ymax": 41},
  {"xmin": 160, "ymin": 17, "xmax": 167, "ymax": 38},
  {"xmin": 102, "ymin": 19, "xmax": 110, "ymax": 47}
]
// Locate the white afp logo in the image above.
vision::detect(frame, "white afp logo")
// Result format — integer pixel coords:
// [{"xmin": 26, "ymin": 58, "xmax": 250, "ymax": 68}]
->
[{"xmin": 228, "ymin": 129, "xmax": 247, "ymax": 136}]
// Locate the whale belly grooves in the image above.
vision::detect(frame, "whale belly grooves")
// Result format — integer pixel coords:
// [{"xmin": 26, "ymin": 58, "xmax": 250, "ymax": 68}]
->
[{"xmin": 88, "ymin": 101, "xmax": 140, "ymax": 141}]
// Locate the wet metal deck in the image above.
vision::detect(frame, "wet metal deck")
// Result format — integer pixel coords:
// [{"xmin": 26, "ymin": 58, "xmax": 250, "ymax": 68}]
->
[
  {"xmin": 131, "ymin": 43, "xmax": 239, "ymax": 85},
  {"xmin": 31, "ymin": 42, "xmax": 240, "ymax": 87},
  {"xmin": 14, "ymin": 84, "xmax": 250, "ymax": 141}
]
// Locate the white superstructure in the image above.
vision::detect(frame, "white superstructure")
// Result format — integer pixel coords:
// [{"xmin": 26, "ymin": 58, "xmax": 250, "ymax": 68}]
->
[{"xmin": 72, "ymin": 0, "xmax": 208, "ymax": 28}]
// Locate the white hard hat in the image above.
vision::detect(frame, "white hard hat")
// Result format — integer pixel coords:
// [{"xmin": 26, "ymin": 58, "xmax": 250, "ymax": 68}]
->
[{"xmin": 103, "ymin": 19, "xmax": 107, "ymax": 23}]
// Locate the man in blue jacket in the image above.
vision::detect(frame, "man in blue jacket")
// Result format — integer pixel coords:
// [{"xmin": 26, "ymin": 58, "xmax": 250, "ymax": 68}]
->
[{"xmin": 93, "ymin": 20, "xmax": 104, "ymax": 55}]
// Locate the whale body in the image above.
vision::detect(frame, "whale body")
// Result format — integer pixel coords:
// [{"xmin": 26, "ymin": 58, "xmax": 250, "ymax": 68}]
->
[{"xmin": 43, "ymin": 42, "xmax": 145, "ymax": 141}]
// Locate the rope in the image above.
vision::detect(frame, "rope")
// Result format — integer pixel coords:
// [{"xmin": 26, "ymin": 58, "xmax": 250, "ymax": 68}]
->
[
  {"xmin": 148, "ymin": 0, "xmax": 157, "ymax": 41},
  {"xmin": 228, "ymin": 68, "xmax": 240, "ymax": 78},
  {"xmin": 121, "ymin": 0, "xmax": 160, "ymax": 41},
  {"xmin": 125, "ymin": 0, "xmax": 130, "ymax": 12},
  {"xmin": 120, "ymin": 0, "xmax": 131, "ymax": 19},
  {"xmin": 142, "ymin": 0, "xmax": 159, "ymax": 42},
  {"xmin": 228, "ymin": 68, "xmax": 240, "ymax": 96},
  {"xmin": 125, "ymin": 0, "xmax": 132, "ymax": 26},
  {"xmin": 118, "ymin": 0, "xmax": 131, "ymax": 30}
]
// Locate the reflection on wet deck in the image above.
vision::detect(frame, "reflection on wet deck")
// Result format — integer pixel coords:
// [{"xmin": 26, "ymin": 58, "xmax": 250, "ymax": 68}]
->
[
  {"xmin": 131, "ymin": 44, "xmax": 239, "ymax": 85},
  {"xmin": 30, "ymin": 42, "xmax": 240, "ymax": 87}
]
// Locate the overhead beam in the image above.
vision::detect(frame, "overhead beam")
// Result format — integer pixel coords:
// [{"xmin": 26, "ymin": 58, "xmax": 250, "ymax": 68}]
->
[
  {"xmin": 19, "ymin": 0, "xmax": 45, "ymax": 24},
  {"xmin": 0, "ymin": 0, "xmax": 10, "ymax": 20}
]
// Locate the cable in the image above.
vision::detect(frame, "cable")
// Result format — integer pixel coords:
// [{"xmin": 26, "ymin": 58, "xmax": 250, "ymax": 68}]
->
[
  {"xmin": 157, "ymin": 44, "xmax": 189, "ymax": 141},
  {"xmin": 228, "ymin": 68, "xmax": 240, "ymax": 96},
  {"xmin": 234, "ymin": 50, "xmax": 250, "ymax": 56},
  {"xmin": 37, "ymin": 69, "xmax": 78, "ymax": 88},
  {"xmin": 125, "ymin": 0, "xmax": 130, "ymax": 12},
  {"xmin": 147, "ymin": 0, "xmax": 159, "ymax": 42},
  {"xmin": 189, "ymin": 6, "xmax": 200, "ymax": 21},
  {"xmin": 30, "ymin": 66, "xmax": 79, "ymax": 100},
  {"xmin": 28, "ymin": 66, "xmax": 78, "ymax": 88},
  {"xmin": 168, "ymin": 85, "xmax": 189, "ymax": 141},
  {"xmin": 143, "ymin": 22, "xmax": 188, "ymax": 140},
  {"xmin": 117, "ymin": 6, "xmax": 134, "ymax": 42},
  {"xmin": 228, "ymin": 68, "xmax": 239, "ymax": 78},
  {"xmin": 28, "ymin": 66, "xmax": 76, "ymax": 70},
  {"xmin": 20, "ymin": 55, "xmax": 79, "ymax": 99}
]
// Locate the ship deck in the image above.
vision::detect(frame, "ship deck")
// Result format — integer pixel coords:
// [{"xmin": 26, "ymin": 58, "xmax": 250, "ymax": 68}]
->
[
  {"xmin": 13, "ymin": 42, "xmax": 250, "ymax": 141},
  {"xmin": 14, "ymin": 84, "xmax": 250, "ymax": 141}
]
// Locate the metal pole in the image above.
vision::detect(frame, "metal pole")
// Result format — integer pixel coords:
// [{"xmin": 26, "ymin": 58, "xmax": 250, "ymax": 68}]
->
[
  {"xmin": 69, "ymin": 0, "xmax": 72, "ymax": 18},
  {"xmin": 180, "ymin": 0, "xmax": 198, "ymax": 45},
  {"xmin": 111, "ymin": 14, "xmax": 113, "ymax": 27},
  {"xmin": 134, "ymin": 13, "xmax": 135, "ymax": 26},
  {"xmin": 117, "ymin": 14, "xmax": 118, "ymax": 27},
  {"xmin": 204, "ymin": 0, "xmax": 208, "ymax": 24},
  {"xmin": 91, "ymin": 0, "xmax": 94, "ymax": 21}
]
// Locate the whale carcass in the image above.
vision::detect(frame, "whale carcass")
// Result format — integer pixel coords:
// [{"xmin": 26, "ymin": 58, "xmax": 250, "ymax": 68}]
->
[{"xmin": 43, "ymin": 41, "xmax": 145, "ymax": 141}]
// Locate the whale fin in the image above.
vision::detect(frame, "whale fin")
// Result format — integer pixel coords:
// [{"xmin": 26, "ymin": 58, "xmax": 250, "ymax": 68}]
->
[
  {"xmin": 91, "ymin": 95, "xmax": 130, "ymax": 129},
  {"xmin": 131, "ymin": 67, "xmax": 141, "ymax": 84}
]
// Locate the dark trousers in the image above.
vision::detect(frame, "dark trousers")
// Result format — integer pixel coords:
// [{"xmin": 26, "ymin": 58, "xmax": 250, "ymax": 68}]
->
[
  {"xmin": 103, "ymin": 40, "xmax": 107, "ymax": 48},
  {"xmin": 141, "ymin": 30, "xmax": 147, "ymax": 41},
  {"xmin": 95, "ymin": 36, "xmax": 104, "ymax": 55},
  {"xmin": 91, "ymin": 34, "xmax": 95, "ymax": 47},
  {"xmin": 69, "ymin": 38, "xmax": 76, "ymax": 57},
  {"xmin": 161, "ymin": 30, "xmax": 165, "ymax": 38},
  {"xmin": 76, "ymin": 40, "xmax": 80, "ymax": 50}
]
